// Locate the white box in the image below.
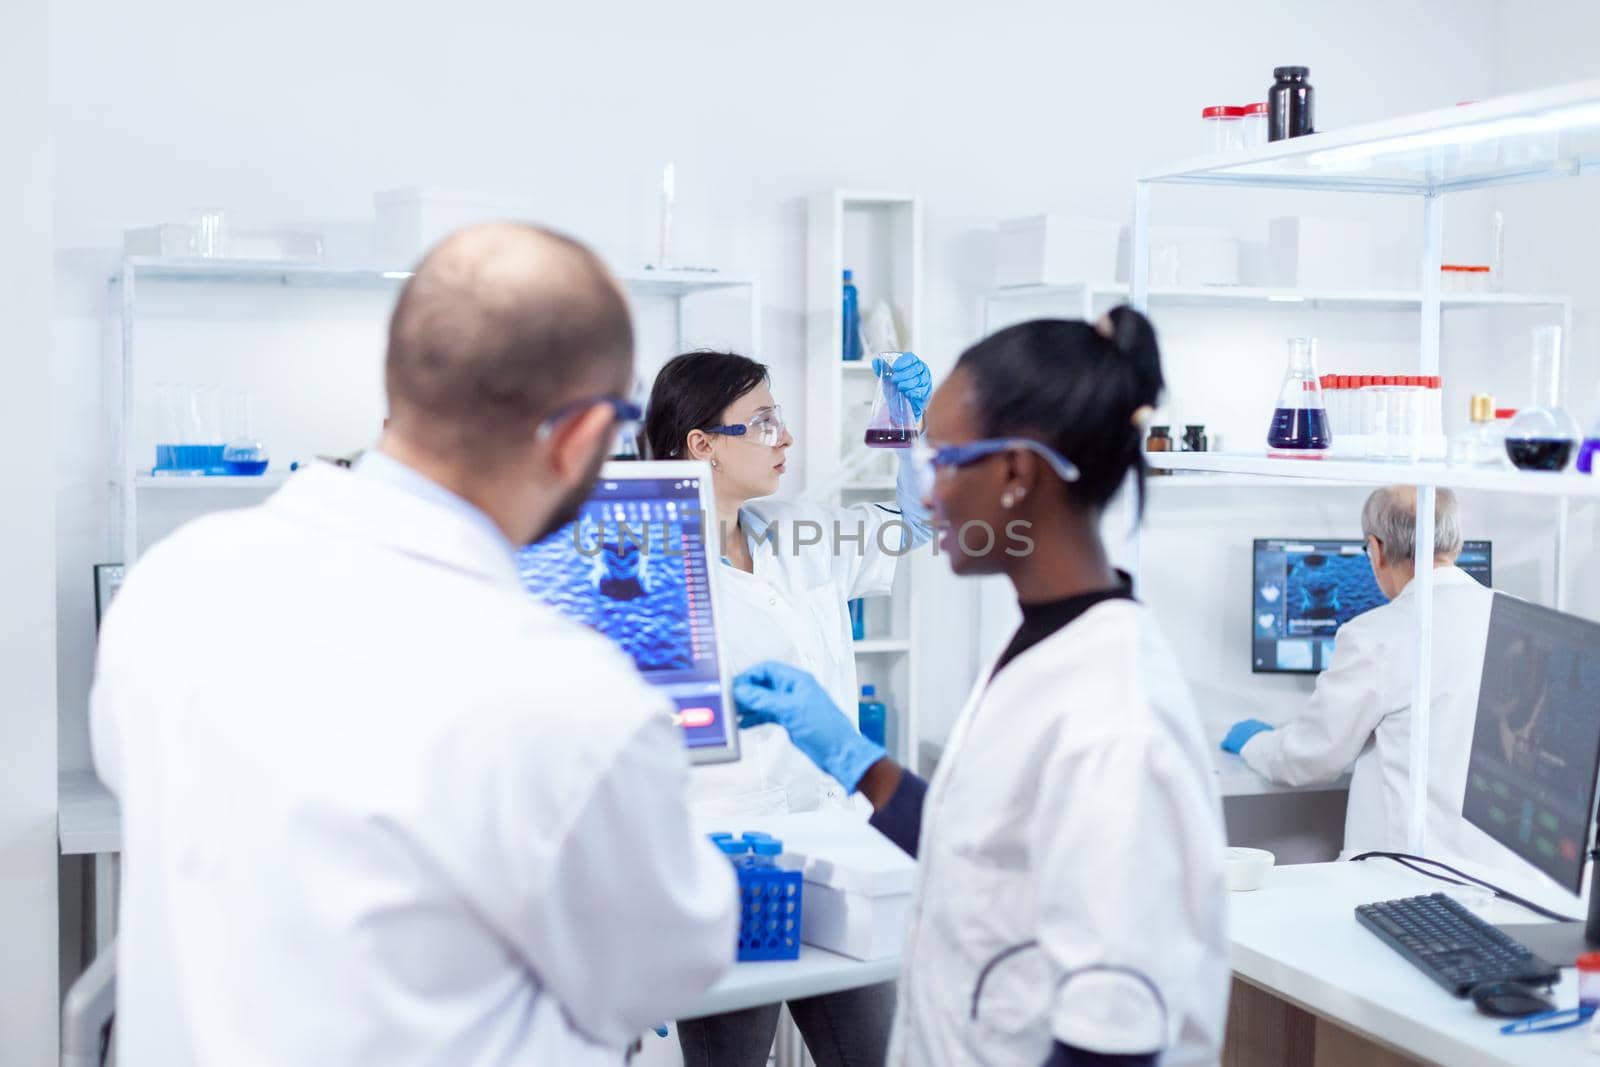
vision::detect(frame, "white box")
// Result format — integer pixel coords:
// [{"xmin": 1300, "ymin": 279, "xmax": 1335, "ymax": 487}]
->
[
  {"xmin": 123, "ymin": 223, "xmax": 323, "ymax": 261},
  {"xmin": 1268, "ymin": 217, "xmax": 1373, "ymax": 290},
  {"xmin": 1140, "ymin": 225, "xmax": 1240, "ymax": 287},
  {"xmin": 374, "ymin": 187, "xmax": 537, "ymax": 265},
  {"xmin": 994, "ymin": 215, "xmax": 1121, "ymax": 288},
  {"xmin": 789, "ymin": 838, "xmax": 915, "ymax": 961}
]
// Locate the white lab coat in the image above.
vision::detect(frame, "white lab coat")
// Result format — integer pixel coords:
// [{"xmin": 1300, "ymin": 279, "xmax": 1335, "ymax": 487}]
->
[
  {"xmin": 688, "ymin": 495, "xmax": 910, "ymax": 819},
  {"xmin": 90, "ymin": 463, "xmax": 739, "ymax": 1067},
  {"xmin": 1241, "ymin": 566, "xmax": 1527, "ymax": 872},
  {"xmin": 890, "ymin": 600, "xmax": 1229, "ymax": 1066}
]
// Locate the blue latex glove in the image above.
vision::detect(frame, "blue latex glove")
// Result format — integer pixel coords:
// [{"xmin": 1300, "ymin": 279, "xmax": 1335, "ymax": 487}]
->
[
  {"xmin": 1221, "ymin": 719, "xmax": 1275, "ymax": 754},
  {"xmin": 872, "ymin": 351, "xmax": 932, "ymax": 421},
  {"xmin": 734, "ymin": 661, "xmax": 886, "ymax": 791}
]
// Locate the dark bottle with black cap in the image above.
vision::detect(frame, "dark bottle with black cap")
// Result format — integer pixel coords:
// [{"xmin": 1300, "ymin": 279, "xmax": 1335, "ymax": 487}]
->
[{"xmin": 1269, "ymin": 66, "xmax": 1314, "ymax": 141}]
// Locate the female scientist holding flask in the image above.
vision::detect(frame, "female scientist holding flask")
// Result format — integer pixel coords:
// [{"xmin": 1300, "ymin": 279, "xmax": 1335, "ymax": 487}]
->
[
  {"xmin": 734, "ymin": 310, "xmax": 1229, "ymax": 1066},
  {"xmin": 641, "ymin": 349, "xmax": 932, "ymax": 1067}
]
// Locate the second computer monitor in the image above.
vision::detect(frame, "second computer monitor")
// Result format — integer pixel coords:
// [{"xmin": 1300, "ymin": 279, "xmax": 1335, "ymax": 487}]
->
[
  {"xmin": 1463, "ymin": 593, "xmax": 1600, "ymax": 895},
  {"xmin": 1252, "ymin": 538, "xmax": 1492, "ymax": 673}
]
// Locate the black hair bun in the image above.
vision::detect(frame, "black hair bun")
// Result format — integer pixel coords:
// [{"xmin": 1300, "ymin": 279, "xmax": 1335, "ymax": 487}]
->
[{"xmin": 1103, "ymin": 305, "xmax": 1164, "ymax": 412}]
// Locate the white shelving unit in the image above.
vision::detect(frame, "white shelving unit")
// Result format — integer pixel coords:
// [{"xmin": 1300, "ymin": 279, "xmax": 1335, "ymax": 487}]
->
[
  {"xmin": 983, "ymin": 282, "xmax": 1571, "ymax": 324},
  {"xmin": 805, "ymin": 190, "xmax": 925, "ymax": 766},
  {"xmin": 1130, "ymin": 77, "xmax": 1600, "ymax": 857},
  {"xmin": 109, "ymin": 256, "xmax": 760, "ymax": 566}
]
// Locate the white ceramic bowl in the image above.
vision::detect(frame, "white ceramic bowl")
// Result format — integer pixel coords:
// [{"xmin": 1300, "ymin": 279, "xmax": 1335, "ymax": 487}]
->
[{"xmin": 1225, "ymin": 847, "xmax": 1276, "ymax": 892}]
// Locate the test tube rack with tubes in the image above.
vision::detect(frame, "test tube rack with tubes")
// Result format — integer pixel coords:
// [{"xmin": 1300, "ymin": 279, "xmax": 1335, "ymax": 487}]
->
[{"xmin": 710, "ymin": 832, "xmax": 803, "ymax": 962}]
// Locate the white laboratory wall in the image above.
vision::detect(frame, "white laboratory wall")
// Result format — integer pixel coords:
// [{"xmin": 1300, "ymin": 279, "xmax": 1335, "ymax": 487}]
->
[
  {"xmin": 52, "ymin": 0, "xmax": 1508, "ymax": 784},
  {"xmin": 5, "ymin": 0, "xmax": 58, "ymax": 1061}
]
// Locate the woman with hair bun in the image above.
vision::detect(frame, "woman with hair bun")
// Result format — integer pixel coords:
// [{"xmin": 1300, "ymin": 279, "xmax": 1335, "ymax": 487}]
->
[{"xmin": 735, "ymin": 308, "xmax": 1229, "ymax": 1066}]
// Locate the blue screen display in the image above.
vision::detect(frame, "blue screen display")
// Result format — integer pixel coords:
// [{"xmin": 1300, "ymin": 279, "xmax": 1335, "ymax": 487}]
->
[
  {"xmin": 518, "ymin": 475, "xmax": 729, "ymax": 750},
  {"xmin": 1252, "ymin": 538, "xmax": 1491, "ymax": 674}
]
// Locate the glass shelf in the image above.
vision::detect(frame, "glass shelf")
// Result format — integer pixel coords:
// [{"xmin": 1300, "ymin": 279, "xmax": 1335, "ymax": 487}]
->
[
  {"xmin": 1145, "ymin": 452, "xmax": 1600, "ymax": 499},
  {"xmin": 115, "ymin": 257, "xmax": 755, "ymax": 298},
  {"xmin": 987, "ymin": 283, "xmax": 1568, "ymax": 312},
  {"xmin": 1142, "ymin": 77, "xmax": 1600, "ymax": 196}
]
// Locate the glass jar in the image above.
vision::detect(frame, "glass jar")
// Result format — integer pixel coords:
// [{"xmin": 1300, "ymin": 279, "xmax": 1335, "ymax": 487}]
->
[
  {"xmin": 1504, "ymin": 406, "xmax": 1581, "ymax": 471},
  {"xmin": 1146, "ymin": 425, "xmax": 1172, "ymax": 475},
  {"xmin": 1202, "ymin": 106, "xmax": 1245, "ymax": 153},
  {"xmin": 1242, "ymin": 102, "xmax": 1269, "ymax": 147},
  {"xmin": 1182, "ymin": 425, "xmax": 1208, "ymax": 452},
  {"xmin": 1448, "ymin": 394, "xmax": 1505, "ymax": 469}
]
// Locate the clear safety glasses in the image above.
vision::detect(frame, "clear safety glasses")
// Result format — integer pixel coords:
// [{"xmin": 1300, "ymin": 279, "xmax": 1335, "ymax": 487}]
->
[
  {"xmin": 705, "ymin": 405, "xmax": 788, "ymax": 448},
  {"xmin": 909, "ymin": 437, "xmax": 1081, "ymax": 498},
  {"xmin": 537, "ymin": 396, "xmax": 643, "ymax": 441}
]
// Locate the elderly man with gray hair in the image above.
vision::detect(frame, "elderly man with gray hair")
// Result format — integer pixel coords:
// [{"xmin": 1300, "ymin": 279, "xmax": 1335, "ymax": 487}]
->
[{"xmin": 1222, "ymin": 487, "xmax": 1527, "ymax": 871}]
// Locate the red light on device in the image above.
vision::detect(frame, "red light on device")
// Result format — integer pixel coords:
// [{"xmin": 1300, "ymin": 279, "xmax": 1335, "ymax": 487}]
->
[{"xmin": 679, "ymin": 707, "xmax": 716, "ymax": 728}]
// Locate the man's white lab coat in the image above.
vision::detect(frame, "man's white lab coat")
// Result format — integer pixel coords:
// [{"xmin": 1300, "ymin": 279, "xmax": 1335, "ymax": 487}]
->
[
  {"xmin": 90, "ymin": 461, "xmax": 738, "ymax": 1066},
  {"xmin": 1242, "ymin": 565, "xmax": 1524, "ymax": 869}
]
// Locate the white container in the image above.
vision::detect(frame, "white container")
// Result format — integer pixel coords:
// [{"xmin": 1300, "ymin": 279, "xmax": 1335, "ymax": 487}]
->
[
  {"xmin": 124, "ymin": 223, "xmax": 323, "ymax": 261},
  {"xmin": 1201, "ymin": 106, "xmax": 1245, "ymax": 153},
  {"xmin": 374, "ymin": 187, "xmax": 537, "ymax": 265},
  {"xmin": 1268, "ymin": 217, "xmax": 1373, "ymax": 290},
  {"xmin": 1127, "ymin": 225, "xmax": 1241, "ymax": 287},
  {"xmin": 1242, "ymin": 103, "xmax": 1269, "ymax": 147},
  {"xmin": 788, "ymin": 839, "xmax": 915, "ymax": 961},
  {"xmin": 1225, "ymin": 847, "xmax": 1275, "ymax": 892},
  {"xmin": 994, "ymin": 215, "xmax": 1121, "ymax": 288}
]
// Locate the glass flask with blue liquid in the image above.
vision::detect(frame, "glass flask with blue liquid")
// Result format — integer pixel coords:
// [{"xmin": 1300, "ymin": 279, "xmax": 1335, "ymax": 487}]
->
[{"xmin": 1267, "ymin": 337, "xmax": 1332, "ymax": 455}]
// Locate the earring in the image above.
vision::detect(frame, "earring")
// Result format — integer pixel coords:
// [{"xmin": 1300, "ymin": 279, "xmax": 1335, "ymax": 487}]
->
[
  {"xmin": 710, "ymin": 458, "xmax": 720, "ymax": 469},
  {"xmin": 1001, "ymin": 491, "xmax": 1015, "ymax": 509}
]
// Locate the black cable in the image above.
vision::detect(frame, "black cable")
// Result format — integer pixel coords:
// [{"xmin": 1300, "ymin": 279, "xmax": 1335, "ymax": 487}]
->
[{"xmin": 1348, "ymin": 850, "xmax": 1583, "ymax": 923}]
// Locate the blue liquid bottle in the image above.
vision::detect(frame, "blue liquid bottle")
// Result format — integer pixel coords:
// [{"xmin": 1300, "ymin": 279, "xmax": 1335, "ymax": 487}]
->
[
  {"xmin": 858, "ymin": 685, "xmax": 886, "ymax": 747},
  {"xmin": 1267, "ymin": 337, "xmax": 1332, "ymax": 454},
  {"xmin": 842, "ymin": 269, "xmax": 862, "ymax": 362}
]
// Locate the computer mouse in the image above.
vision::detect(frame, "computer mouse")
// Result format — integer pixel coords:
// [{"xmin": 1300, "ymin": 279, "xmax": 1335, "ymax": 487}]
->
[{"xmin": 1469, "ymin": 981, "xmax": 1554, "ymax": 1018}]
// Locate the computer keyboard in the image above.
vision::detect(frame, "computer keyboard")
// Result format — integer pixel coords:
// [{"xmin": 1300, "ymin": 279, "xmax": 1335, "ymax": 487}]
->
[{"xmin": 1354, "ymin": 893, "xmax": 1560, "ymax": 996}]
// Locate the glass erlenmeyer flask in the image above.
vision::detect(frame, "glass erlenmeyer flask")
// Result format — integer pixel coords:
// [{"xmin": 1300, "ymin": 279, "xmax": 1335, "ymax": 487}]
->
[
  {"xmin": 865, "ymin": 352, "xmax": 918, "ymax": 448},
  {"xmin": 1267, "ymin": 337, "xmax": 1331, "ymax": 454}
]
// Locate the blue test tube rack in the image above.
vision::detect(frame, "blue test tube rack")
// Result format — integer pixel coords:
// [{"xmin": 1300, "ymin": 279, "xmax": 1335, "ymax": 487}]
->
[{"xmin": 710, "ymin": 832, "xmax": 803, "ymax": 962}]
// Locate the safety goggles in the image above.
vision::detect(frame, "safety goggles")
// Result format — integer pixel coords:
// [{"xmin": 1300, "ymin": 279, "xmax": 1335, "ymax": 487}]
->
[
  {"xmin": 909, "ymin": 437, "xmax": 1081, "ymax": 499},
  {"xmin": 537, "ymin": 396, "xmax": 643, "ymax": 442},
  {"xmin": 704, "ymin": 405, "xmax": 787, "ymax": 448}
]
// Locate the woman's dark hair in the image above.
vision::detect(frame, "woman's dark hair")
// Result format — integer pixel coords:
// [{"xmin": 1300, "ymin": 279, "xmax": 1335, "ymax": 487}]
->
[
  {"xmin": 955, "ymin": 305, "xmax": 1163, "ymax": 514},
  {"xmin": 643, "ymin": 350, "xmax": 771, "ymax": 460}
]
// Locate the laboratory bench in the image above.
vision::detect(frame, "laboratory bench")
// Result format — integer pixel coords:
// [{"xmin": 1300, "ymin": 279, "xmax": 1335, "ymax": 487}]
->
[{"xmin": 1224, "ymin": 858, "xmax": 1590, "ymax": 1067}]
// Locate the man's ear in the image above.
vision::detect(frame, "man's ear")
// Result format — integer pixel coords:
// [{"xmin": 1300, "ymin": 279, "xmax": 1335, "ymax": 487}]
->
[{"xmin": 546, "ymin": 402, "xmax": 615, "ymax": 481}]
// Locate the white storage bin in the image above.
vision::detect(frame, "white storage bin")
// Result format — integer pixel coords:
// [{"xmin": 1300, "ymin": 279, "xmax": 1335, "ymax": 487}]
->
[
  {"xmin": 124, "ymin": 223, "xmax": 323, "ymax": 262},
  {"xmin": 375, "ymin": 187, "xmax": 537, "ymax": 265},
  {"xmin": 1268, "ymin": 217, "xmax": 1373, "ymax": 290},
  {"xmin": 1125, "ymin": 226, "xmax": 1240, "ymax": 287},
  {"xmin": 994, "ymin": 215, "xmax": 1121, "ymax": 288}
]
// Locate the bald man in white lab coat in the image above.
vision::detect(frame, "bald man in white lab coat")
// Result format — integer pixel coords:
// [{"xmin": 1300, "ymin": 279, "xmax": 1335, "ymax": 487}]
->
[
  {"xmin": 1224, "ymin": 487, "xmax": 1529, "ymax": 872},
  {"xmin": 91, "ymin": 224, "xmax": 738, "ymax": 1066}
]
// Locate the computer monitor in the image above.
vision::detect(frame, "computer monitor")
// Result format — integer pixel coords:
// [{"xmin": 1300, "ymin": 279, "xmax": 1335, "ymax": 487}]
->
[
  {"xmin": 1462, "ymin": 594, "xmax": 1600, "ymax": 956},
  {"xmin": 1251, "ymin": 538, "xmax": 1492, "ymax": 673},
  {"xmin": 516, "ymin": 461, "xmax": 740, "ymax": 765}
]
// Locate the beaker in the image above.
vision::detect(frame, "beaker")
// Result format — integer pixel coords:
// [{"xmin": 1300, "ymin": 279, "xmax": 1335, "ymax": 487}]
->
[
  {"xmin": 1266, "ymin": 338, "xmax": 1332, "ymax": 453},
  {"xmin": 864, "ymin": 353, "xmax": 918, "ymax": 448},
  {"xmin": 221, "ymin": 388, "xmax": 270, "ymax": 475}
]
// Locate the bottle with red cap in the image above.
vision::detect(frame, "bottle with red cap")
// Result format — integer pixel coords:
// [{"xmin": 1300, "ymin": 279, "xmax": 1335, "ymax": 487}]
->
[{"xmin": 1202, "ymin": 106, "xmax": 1246, "ymax": 153}]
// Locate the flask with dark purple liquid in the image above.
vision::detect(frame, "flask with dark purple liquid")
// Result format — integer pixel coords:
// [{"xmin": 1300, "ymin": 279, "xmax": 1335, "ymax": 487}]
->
[
  {"xmin": 1266, "ymin": 338, "xmax": 1332, "ymax": 455},
  {"xmin": 865, "ymin": 353, "xmax": 919, "ymax": 449}
]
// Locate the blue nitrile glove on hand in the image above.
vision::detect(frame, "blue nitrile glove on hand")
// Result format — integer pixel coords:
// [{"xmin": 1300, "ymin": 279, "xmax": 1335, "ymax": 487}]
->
[
  {"xmin": 1221, "ymin": 719, "xmax": 1275, "ymax": 754},
  {"xmin": 872, "ymin": 351, "xmax": 932, "ymax": 422},
  {"xmin": 734, "ymin": 661, "xmax": 886, "ymax": 792}
]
